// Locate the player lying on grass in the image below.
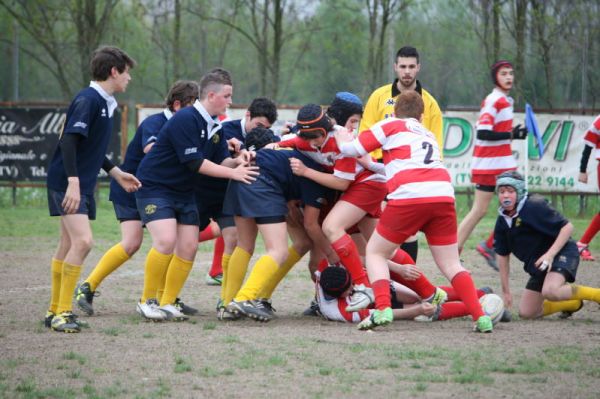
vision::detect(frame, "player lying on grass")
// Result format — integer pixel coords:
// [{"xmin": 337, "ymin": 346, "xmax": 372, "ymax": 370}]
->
[
  {"xmin": 494, "ymin": 171, "xmax": 600, "ymax": 319},
  {"xmin": 316, "ymin": 264, "xmax": 493, "ymax": 326}
]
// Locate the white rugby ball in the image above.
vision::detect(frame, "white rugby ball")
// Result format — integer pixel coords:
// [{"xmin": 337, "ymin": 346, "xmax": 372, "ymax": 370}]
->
[{"xmin": 479, "ymin": 293, "xmax": 505, "ymax": 325}]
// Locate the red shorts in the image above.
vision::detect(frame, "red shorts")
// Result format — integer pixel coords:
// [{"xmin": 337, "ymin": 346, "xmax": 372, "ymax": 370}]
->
[
  {"xmin": 376, "ymin": 202, "xmax": 457, "ymax": 246},
  {"xmin": 471, "ymin": 167, "xmax": 517, "ymax": 186},
  {"xmin": 339, "ymin": 180, "xmax": 386, "ymax": 218},
  {"xmin": 597, "ymin": 163, "xmax": 600, "ymax": 188}
]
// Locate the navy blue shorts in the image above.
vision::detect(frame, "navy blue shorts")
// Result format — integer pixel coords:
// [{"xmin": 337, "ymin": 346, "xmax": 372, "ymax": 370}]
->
[
  {"xmin": 223, "ymin": 174, "xmax": 288, "ymax": 219},
  {"xmin": 47, "ymin": 189, "xmax": 96, "ymax": 220},
  {"xmin": 113, "ymin": 202, "xmax": 141, "ymax": 222},
  {"xmin": 136, "ymin": 197, "xmax": 199, "ymax": 226},
  {"xmin": 525, "ymin": 252, "xmax": 579, "ymax": 292},
  {"xmin": 197, "ymin": 199, "xmax": 234, "ymax": 230}
]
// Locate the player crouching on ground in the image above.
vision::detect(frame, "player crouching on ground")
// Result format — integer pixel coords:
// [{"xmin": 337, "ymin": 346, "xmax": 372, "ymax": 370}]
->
[{"xmin": 494, "ymin": 171, "xmax": 600, "ymax": 319}]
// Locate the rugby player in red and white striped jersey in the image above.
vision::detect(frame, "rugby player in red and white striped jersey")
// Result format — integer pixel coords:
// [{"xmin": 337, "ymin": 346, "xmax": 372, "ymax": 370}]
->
[{"xmin": 333, "ymin": 91, "xmax": 492, "ymax": 333}]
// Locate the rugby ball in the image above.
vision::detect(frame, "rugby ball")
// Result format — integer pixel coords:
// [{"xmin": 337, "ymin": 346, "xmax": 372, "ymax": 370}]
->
[{"xmin": 479, "ymin": 293, "xmax": 505, "ymax": 325}]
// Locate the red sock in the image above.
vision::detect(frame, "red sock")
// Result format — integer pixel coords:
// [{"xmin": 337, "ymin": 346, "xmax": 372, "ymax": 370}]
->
[
  {"xmin": 450, "ymin": 271, "xmax": 485, "ymax": 321},
  {"xmin": 485, "ymin": 231, "xmax": 495, "ymax": 249},
  {"xmin": 372, "ymin": 279, "xmax": 391, "ymax": 310},
  {"xmin": 389, "ymin": 249, "xmax": 435, "ymax": 299},
  {"xmin": 208, "ymin": 236, "xmax": 224, "ymax": 277},
  {"xmin": 332, "ymin": 234, "xmax": 369, "ymax": 286},
  {"xmin": 199, "ymin": 225, "xmax": 216, "ymax": 242},
  {"xmin": 439, "ymin": 285, "xmax": 487, "ymax": 301},
  {"xmin": 437, "ymin": 302, "xmax": 469, "ymax": 320},
  {"xmin": 581, "ymin": 213, "xmax": 600, "ymax": 244},
  {"xmin": 317, "ymin": 258, "xmax": 329, "ymax": 273}
]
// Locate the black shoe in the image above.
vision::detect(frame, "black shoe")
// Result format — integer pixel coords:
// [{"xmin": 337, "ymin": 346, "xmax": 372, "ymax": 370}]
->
[
  {"xmin": 558, "ymin": 300, "xmax": 584, "ymax": 319},
  {"xmin": 228, "ymin": 300, "xmax": 273, "ymax": 322},
  {"xmin": 174, "ymin": 298, "xmax": 199, "ymax": 316},
  {"xmin": 51, "ymin": 312, "xmax": 81, "ymax": 333},
  {"xmin": 75, "ymin": 282, "xmax": 98, "ymax": 316},
  {"xmin": 258, "ymin": 298, "xmax": 277, "ymax": 319},
  {"xmin": 44, "ymin": 311, "xmax": 55, "ymax": 328},
  {"xmin": 302, "ymin": 299, "xmax": 321, "ymax": 317},
  {"xmin": 500, "ymin": 309, "xmax": 512, "ymax": 323}
]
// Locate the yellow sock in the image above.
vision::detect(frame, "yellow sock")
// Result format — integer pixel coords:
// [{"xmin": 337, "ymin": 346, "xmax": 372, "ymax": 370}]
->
[
  {"xmin": 160, "ymin": 255, "xmax": 194, "ymax": 306},
  {"xmin": 219, "ymin": 253, "xmax": 232, "ymax": 301},
  {"xmin": 224, "ymin": 247, "xmax": 252, "ymax": 304},
  {"xmin": 570, "ymin": 284, "xmax": 600, "ymax": 302},
  {"xmin": 542, "ymin": 299, "xmax": 582, "ymax": 316},
  {"xmin": 141, "ymin": 248, "xmax": 172, "ymax": 303},
  {"xmin": 235, "ymin": 255, "xmax": 279, "ymax": 302},
  {"xmin": 49, "ymin": 258, "xmax": 63, "ymax": 313},
  {"xmin": 258, "ymin": 247, "xmax": 302, "ymax": 299},
  {"xmin": 86, "ymin": 243, "xmax": 130, "ymax": 291},
  {"xmin": 56, "ymin": 262, "xmax": 82, "ymax": 314}
]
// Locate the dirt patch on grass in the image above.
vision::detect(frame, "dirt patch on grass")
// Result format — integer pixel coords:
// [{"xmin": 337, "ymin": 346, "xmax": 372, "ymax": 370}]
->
[{"xmin": 1, "ymin": 237, "xmax": 599, "ymax": 398}]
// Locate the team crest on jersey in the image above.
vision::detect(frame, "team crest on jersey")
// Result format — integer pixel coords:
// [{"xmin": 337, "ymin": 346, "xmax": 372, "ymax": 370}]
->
[
  {"xmin": 515, "ymin": 218, "xmax": 521, "ymax": 227},
  {"xmin": 145, "ymin": 204, "xmax": 157, "ymax": 215},
  {"xmin": 101, "ymin": 108, "xmax": 107, "ymax": 117},
  {"xmin": 386, "ymin": 98, "xmax": 395, "ymax": 106},
  {"xmin": 212, "ymin": 134, "xmax": 220, "ymax": 144}
]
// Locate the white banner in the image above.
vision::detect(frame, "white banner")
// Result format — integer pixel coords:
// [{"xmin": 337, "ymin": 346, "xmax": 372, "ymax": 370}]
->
[
  {"xmin": 137, "ymin": 106, "xmax": 598, "ymax": 194},
  {"xmin": 443, "ymin": 111, "xmax": 598, "ymax": 193}
]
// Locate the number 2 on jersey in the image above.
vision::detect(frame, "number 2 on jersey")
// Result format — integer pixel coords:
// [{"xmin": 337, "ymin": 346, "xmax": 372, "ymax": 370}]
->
[{"xmin": 422, "ymin": 141, "xmax": 433, "ymax": 164}]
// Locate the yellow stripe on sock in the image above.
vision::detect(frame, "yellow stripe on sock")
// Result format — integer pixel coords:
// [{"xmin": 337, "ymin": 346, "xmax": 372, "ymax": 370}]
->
[
  {"xmin": 542, "ymin": 299, "xmax": 582, "ymax": 316},
  {"xmin": 56, "ymin": 262, "xmax": 82, "ymax": 314},
  {"xmin": 49, "ymin": 258, "xmax": 63, "ymax": 314},
  {"xmin": 258, "ymin": 246, "xmax": 302, "ymax": 299},
  {"xmin": 570, "ymin": 284, "xmax": 600, "ymax": 302},
  {"xmin": 223, "ymin": 247, "xmax": 252, "ymax": 304},
  {"xmin": 160, "ymin": 255, "xmax": 194, "ymax": 306},
  {"xmin": 141, "ymin": 248, "xmax": 172, "ymax": 303},
  {"xmin": 234, "ymin": 255, "xmax": 279, "ymax": 302},
  {"xmin": 219, "ymin": 253, "xmax": 232, "ymax": 301},
  {"xmin": 86, "ymin": 243, "xmax": 130, "ymax": 291}
]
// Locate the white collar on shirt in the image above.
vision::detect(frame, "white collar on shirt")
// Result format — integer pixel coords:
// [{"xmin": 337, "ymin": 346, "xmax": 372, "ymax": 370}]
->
[
  {"xmin": 89, "ymin": 81, "xmax": 118, "ymax": 117},
  {"xmin": 498, "ymin": 195, "xmax": 528, "ymax": 226},
  {"xmin": 240, "ymin": 119, "xmax": 247, "ymax": 138},
  {"xmin": 193, "ymin": 99, "xmax": 221, "ymax": 138},
  {"xmin": 163, "ymin": 108, "xmax": 173, "ymax": 120}
]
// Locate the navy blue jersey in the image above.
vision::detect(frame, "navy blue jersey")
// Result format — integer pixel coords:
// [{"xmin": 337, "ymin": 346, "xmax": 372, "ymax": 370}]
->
[
  {"xmin": 47, "ymin": 85, "xmax": 115, "ymax": 195},
  {"xmin": 494, "ymin": 195, "xmax": 579, "ymax": 275},
  {"xmin": 109, "ymin": 111, "xmax": 168, "ymax": 206},
  {"xmin": 222, "ymin": 119, "xmax": 246, "ymax": 143},
  {"xmin": 136, "ymin": 101, "xmax": 229, "ymax": 202}
]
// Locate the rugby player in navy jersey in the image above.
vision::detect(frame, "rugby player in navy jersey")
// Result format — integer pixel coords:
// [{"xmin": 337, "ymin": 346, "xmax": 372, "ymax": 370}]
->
[
  {"xmin": 494, "ymin": 171, "xmax": 600, "ymax": 319},
  {"xmin": 134, "ymin": 69, "xmax": 258, "ymax": 321},
  {"xmin": 224, "ymin": 127, "xmax": 328, "ymax": 321},
  {"xmin": 45, "ymin": 46, "xmax": 138, "ymax": 333},
  {"xmin": 74, "ymin": 81, "xmax": 199, "ymax": 317},
  {"xmin": 198, "ymin": 98, "xmax": 279, "ymax": 314}
]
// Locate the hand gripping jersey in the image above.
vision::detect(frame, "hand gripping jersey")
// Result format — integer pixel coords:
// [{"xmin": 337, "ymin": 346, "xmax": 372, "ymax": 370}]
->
[
  {"xmin": 471, "ymin": 88, "xmax": 517, "ymax": 177},
  {"xmin": 340, "ymin": 118, "xmax": 454, "ymax": 205},
  {"xmin": 583, "ymin": 115, "xmax": 600, "ymax": 160}
]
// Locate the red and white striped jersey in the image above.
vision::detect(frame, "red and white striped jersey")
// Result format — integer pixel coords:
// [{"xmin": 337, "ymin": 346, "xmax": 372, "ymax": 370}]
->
[
  {"xmin": 315, "ymin": 279, "xmax": 370, "ymax": 323},
  {"xmin": 341, "ymin": 117, "xmax": 454, "ymax": 205},
  {"xmin": 583, "ymin": 114, "xmax": 600, "ymax": 160},
  {"xmin": 471, "ymin": 88, "xmax": 517, "ymax": 175},
  {"xmin": 278, "ymin": 127, "xmax": 384, "ymax": 183}
]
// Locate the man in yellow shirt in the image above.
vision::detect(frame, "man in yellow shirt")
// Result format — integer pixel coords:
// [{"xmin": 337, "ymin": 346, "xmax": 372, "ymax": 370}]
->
[
  {"xmin": 360, "ymin": 46, "xmax": 443, "ymax": 154},
  {"xmin": 359, "ymin": 46, "xmax": 443, "ymax": 262}
]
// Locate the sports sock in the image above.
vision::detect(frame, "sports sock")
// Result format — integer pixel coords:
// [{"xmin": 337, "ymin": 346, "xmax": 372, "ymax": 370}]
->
[
  {"xmin": 316, "ymin": 258, "xmax": 329, "ymax": 273},
  {"xmin": 86, "ymin": 243, "xmax": 130, "ymax": 291},
  {"xmin": 389, "ymin": 249, "xmax": 436, "ymax": 299},
  {"xmin": 208, "ymin": 236, "xmax": 224, "ymax": 277},
  {"xmin": 570, "ymin": 284, "xmax": 600, "ymax": 303},
  {"xmin": 160, "ymin": 255, "xmax": 194, "ymax": 306},
  {"xmin": 234, "ymin": 255, "xmax": 279, "ymax": 302},
  {"xmin": 49, "ymin": 258, "xmax": 63, "ymax": 314},
  {"xmin": 56, "ymin": 262, "xmax": 82, "ymax": 314},
  {"xmin": 258, "ymin": 247, "xmax": 302, "ymax": 299},
  {"xmin": 332, "ymin": 234, "xmax": 369, "ymax": 286},
  {"xmin": 372, "ymin": 279, "xmax": 392, "ymax": 310},
  {"xmin": 437, "ymin": 302, "xmax": 469, "ymax": 320},
  {"xmin": 485, "ymin": 231, "xmax": 495, "ymax": 249},
  {"xmin": 580, "ymin": 213, "xmax": 600, "ymax": 244},
  {"xmin": 450, "ymin": 271, "xmax": 485, "ymax": 321},
  {"xmin": 439, "ymin": 285, "xmax": 488, "ymax": 300},
  {"xmin": 542, "ymin": 299, "xmax": 582, "ymax": 316},
  {"xmin": 219, "ymin": 253, "xmax": 231, "ymax": 301},
  {"xmin": 400, "ymin": 240, "xmax": 418, "ymax": 262},
  {"xmin": 199, "ymin": 225, "xmax": 217, "ymax": 242},
  {"xmin": 141, "ymin": 248, "xmax": 172, "ymax": 303},
  {"xmin": 224, "ymin": 247, "xmax": 252, "ymax": 304}
]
